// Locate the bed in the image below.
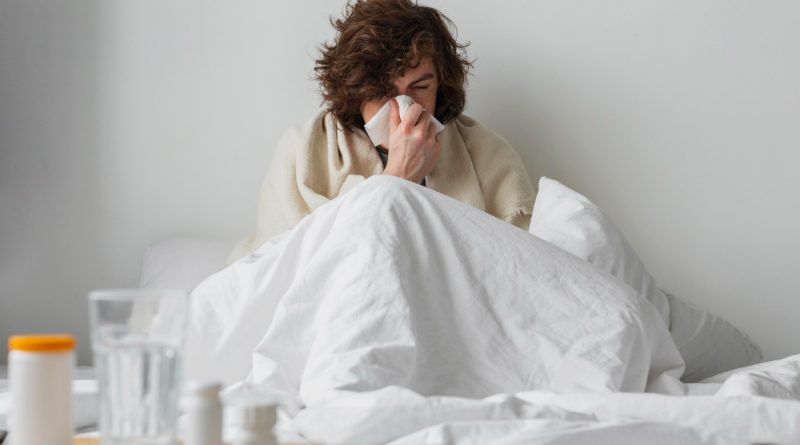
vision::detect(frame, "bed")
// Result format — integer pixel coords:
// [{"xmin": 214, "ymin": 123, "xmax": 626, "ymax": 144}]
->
[
  {"xmin": 2, "ymin": 176, "xmax": 799, "ymax": 444},
  {"xmin": 181, "ymin": 176, "xmax": 800, "ymax": 444}
]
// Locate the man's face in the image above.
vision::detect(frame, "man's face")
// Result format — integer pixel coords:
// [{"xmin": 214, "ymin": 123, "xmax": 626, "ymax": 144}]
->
[{"xmin": 360, "ymin": 57, "xmax": 439, "ymax": 126}]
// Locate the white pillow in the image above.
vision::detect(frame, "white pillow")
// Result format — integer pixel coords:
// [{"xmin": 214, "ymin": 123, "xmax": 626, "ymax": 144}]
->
[
  {"xmin": 529, "ymin": 177, "xmax": 671, "ymax": 324},
  {"xmin": 664, "ymin": 291, "xmax": 762, "ymax": 382},
  {"xmin": 529, "ymin": 177, "xmax": 762, "ymax": 382}
]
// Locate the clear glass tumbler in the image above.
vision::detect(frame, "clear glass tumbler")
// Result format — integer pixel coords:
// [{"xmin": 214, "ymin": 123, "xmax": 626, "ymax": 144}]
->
[{"xmin": 89, "ymin": 289, "xmax": 188, "ymax": 445}]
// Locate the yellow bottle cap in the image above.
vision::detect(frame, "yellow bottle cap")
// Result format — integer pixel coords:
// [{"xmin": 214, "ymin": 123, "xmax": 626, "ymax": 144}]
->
[{"xmin": 8, "ymin": 334, "xmax": 76, "ymax": 352}]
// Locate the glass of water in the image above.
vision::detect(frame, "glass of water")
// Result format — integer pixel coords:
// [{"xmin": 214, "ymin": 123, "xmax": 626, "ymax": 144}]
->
[{"xmin": 89, "ymin": 289, "xmax": 188, "ymax": 445}]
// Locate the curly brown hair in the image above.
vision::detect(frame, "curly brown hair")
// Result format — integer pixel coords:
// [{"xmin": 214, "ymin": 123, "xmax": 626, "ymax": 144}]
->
[{"xmin": 315, "ymin": 0, "xmax": 473, "ymax": 131}]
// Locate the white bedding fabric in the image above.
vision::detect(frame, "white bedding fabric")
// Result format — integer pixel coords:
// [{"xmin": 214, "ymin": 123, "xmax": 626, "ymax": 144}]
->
[
  {"xmin": 187, "ymin": 176, "xmax": 800, "ymax": 444},
  {"xmin": 187, "ymin": 175, "xmax": 684, "ymax": 394},
  {"xmin": 528, "ymin": 177, "xmax": 763, "ymax": 382}
]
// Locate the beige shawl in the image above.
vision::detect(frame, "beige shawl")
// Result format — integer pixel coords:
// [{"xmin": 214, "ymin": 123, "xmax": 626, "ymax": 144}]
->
[{"xmin": 229, "ymin": 110, "xmax": 536, "ymax": 263}]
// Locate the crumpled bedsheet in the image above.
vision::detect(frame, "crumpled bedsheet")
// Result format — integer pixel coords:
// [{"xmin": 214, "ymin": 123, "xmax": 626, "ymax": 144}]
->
[{"xmin": 188, "ymin": 176, "xmax": 800, "ymax": 444}]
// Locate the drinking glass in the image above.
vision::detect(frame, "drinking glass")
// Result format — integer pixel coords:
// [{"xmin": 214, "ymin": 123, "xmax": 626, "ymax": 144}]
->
[{"xmin": 89, "ymin": 289, "xmax": 188, "ymax": 445}]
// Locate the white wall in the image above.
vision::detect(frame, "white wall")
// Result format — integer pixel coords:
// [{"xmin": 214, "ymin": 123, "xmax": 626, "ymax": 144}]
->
[{"xmin": 1, "ymin": 0, "xmax": 798, "ymax": 365}]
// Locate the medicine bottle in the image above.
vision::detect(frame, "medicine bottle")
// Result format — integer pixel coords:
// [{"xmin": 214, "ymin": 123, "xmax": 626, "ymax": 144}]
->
[
  {"xmin": 228, "ymin": 403, "xmax": 278, "ymax": 445},
  {"xmin": 8, "ymin": 334, "xmax": 75, "ymax": 445},
  {"xmin": 182, "ymin": 380, "xmax": 223, "ymax": 445}
]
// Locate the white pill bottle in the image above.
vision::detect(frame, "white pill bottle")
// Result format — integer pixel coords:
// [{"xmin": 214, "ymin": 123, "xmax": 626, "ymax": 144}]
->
[
  {"xmin": 182, "ymin": 381, "xmax": 224, "ymax": 445},
  {"xmin": 8, "ymin": 334, "xmax": 75, "ymax": 445},
  {"xmin": 228, "ymin": 403, "xmax": 278, "ymax": 445}
]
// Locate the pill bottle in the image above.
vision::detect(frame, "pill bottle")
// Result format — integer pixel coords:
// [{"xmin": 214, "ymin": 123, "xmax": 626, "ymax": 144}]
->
[
  {"xmin": 182, "ymin": 380, "xmax": 223, "ymax": 445},
  {"xmin": 228, "ymin": 403, "xmax": 278, "ymax": 445},
  {"xmin": 8, "ymin": 334, "xmax": 75, "ymax": 445}
]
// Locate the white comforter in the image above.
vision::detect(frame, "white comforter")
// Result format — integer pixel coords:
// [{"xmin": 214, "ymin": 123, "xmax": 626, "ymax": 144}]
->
[{"xmin": 188, "ymin": 176, "xmax": 800, "ymax": 444}]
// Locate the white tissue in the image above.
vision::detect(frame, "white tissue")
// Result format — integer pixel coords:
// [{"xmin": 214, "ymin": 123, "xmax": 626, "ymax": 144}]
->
[{"xmin": 363, "ymin": 95, "xmax": 445, "ymax": 148}]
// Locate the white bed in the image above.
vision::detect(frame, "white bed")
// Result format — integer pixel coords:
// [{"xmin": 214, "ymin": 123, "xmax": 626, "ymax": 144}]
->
[
  {"xmin": 3, "ymin": 176, "xmax": 799, "ymax": 444},
  {"xmin": 182, "ymin": 176, "xmax": 800, "ymax": 444}
]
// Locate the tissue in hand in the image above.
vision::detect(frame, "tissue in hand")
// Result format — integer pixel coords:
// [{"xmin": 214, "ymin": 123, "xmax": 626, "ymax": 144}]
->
[{"xmin": 363, "ymin": 95, "xmax": 445, "ymax": 148}]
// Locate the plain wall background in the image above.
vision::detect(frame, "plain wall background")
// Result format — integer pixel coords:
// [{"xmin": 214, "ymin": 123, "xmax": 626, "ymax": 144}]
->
[{"xmin": 1, "ymin": 0, "xmax": 798, "ymax": 365}]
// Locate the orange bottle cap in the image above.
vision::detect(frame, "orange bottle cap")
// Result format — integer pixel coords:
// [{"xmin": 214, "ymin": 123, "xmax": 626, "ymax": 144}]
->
[{"xmin": 8, "ymin": 334, "xmax": 76, "ymax": 352}]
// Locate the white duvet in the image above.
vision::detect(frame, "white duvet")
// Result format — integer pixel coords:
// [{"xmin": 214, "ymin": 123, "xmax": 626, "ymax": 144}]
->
[{"xmin": 188, "ymin": 176, "xmax": 800, "ymax": 444}]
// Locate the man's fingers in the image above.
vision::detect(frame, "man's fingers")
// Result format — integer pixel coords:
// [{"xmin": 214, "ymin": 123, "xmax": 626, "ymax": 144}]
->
[
  {"xmin": 402, "ymin": 104, "xmax": 425, "ymax": 129},
  {"xmin": 425, "ymin": 117, "xmax": 439, "ymax": 139},
  {"xmin": 389, "ymin": 99, "xmax": 401, "ymax": 128},
  {"xmin": 418, "ymin": 110, "xmax": 432, "ymax": 128}
]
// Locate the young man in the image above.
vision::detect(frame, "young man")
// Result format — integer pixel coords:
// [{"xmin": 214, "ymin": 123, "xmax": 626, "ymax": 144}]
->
[{"xmin": 231, "ymin": 0, "xmax": 534, "ymax": 262}]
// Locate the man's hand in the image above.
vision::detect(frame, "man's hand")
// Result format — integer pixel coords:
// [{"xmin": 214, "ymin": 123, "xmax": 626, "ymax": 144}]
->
[{"xmin": 382, "ymin": 99, "xmax": 441, "ymax": 183}]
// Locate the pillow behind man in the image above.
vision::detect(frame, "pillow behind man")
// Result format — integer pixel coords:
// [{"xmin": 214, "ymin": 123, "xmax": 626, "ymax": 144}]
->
[{"xmin": 529, "ymin": 177, "xmax": 763, "ymax": 382}]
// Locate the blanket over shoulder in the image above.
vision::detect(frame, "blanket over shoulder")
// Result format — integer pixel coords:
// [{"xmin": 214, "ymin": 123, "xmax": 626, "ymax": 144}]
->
[{"xmin": 228, "ymin": 111, "xmax": 536, "ymax": 262}]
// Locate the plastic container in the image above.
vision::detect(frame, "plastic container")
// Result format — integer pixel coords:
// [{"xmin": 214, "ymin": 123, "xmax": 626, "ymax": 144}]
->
[
  {"xmin": 182, "ymin": 380, "xmax": 223, "ymax": 445},
  {"xmin": 228, "ymin": 403, "xmax": 278, "ymax": 445},
  {"xmin": 8, "ymin": 334, "xmax": 75, "ymax": 445}
]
